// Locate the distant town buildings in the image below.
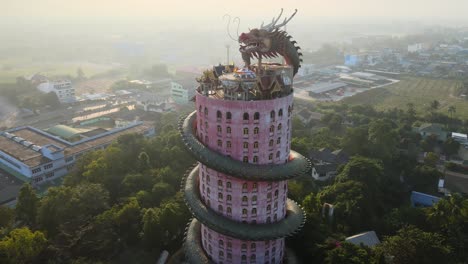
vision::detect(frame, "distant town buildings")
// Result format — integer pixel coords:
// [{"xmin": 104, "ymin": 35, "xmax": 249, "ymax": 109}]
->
[
  {"xmin": 37, "ymin": 80, "xmax": 76, "ymax": 104},
  {"xmin": 171, "ymin": 80, "xmax": 196, "ymax": 104},
  {"xmin": 0, "ymin": 122, "xmax": 155, "ymax": 186}
]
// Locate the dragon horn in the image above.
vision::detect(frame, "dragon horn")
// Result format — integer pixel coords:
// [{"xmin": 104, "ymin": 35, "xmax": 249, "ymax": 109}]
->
[{"xmin": 271, "ymin": 9, "xmax": 298, "ymax": 31}]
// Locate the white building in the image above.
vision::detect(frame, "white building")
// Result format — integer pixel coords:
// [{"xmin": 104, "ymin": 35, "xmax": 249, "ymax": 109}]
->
[
  {"xmin": 171, "ymin": 80, "xmax": 196, "ymax": 104},
  {"xmin": 408, "ymin": 43, "xmax": 424, "ymax": 53},
  {"xmin": 37, "ymin": 80, "xmax": 76, "ymax": 104},
  {"xmin": 0, "ymin": 123, "xmax": 155, "ymax": 186}
]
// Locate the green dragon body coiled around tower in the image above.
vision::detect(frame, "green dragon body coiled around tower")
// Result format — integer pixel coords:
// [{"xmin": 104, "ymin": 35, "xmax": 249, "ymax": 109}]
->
[{"xmin": 238, "ymin": 9, "xmax": 303, "ymax": 76}]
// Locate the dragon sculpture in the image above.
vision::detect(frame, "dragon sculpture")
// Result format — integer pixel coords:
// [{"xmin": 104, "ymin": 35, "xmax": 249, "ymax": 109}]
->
[{"xmin": 238, "ymin": 9, "xmax": 303, "ymax": 76}]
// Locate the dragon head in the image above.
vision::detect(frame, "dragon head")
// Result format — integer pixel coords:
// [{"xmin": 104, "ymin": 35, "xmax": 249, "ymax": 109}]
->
[
  {"xmin": 237, "ymin": 9, "xmax": 302, "ymax": 75},
  {"xmin": 238, "ymin": 29, "xmax": 272, "ymax": 55}
]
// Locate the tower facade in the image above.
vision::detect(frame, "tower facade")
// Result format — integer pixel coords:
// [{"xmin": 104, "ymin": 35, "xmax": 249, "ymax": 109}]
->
[{"xmin": 180, "ymin": 10, "xmax": 308, "ymax": 263}]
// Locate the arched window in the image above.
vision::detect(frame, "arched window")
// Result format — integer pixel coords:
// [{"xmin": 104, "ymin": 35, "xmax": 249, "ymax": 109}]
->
[
  {"xmin": 243, "ymin": 127, "xmax": 249, "ymax": 135},
  {"xmin": 269, "ymin": 153, "xmax": 273, "ymax": 160},
  {"xmin": 207, "ymin": 187, "xmax": 211, "ymax": 194},
  {"xmin": 219, "ymin": 240, "xmax": 224, "ymax": 247},
  {"xmin": 242, "ymin": 243, "xmax": 247, "ymax": 250},
  {"xmin": 217, "ymin": 110, "xmax": 222, "ymax": 119},
  {"xmin": 243, "ymin": 183, "xmax": 248, "ymax": 189},
  {"xmin": 243, "ymin": 142, "xmax": 248, "ymax": 149},
  {"xmin": 253, "ymin": 141, "xmax": 259, "ymax": 148},
  {"xmin": 252, "ymin": 195, "xmax": 257, "ymax": 202},
  {"xmin": 204, "ymin": 107, "xmax": 208, "ymax": 116},
  {"xmin": 227, "ymin": 182, "xmax": 231, "ymax": 188},
  {"xmin": 269, "ymin": 125, "xmax": 274, "ymax": 133},
  {"xmin": 277, "ymin": 137, "xmax": 281, "ymax": 144},
  {"xmin": 227, "ymin": 194, "xmax": 232, "ymax": 201},
  {"xmin": 243, "ymin": 112, "xmax": 249, "ymax": 120},
  {"xmin": 267, "ymin": 205, "xmax": 271, "ymax": 211},
  {"xmin": 254, "ymin": 112, "xmax": 260, "ymax": 120},
  {"xmin": 254, "ymin": 127, "xmax": 259, "ymax": 134},
  {"xmin": 217, "ymin": 125, "xmax": 222, "ymax": 133},
  {"xmin": 219, "ymin": 250, "xmax": 224, "ymax": 257},
  {"xmin": 227, "ymin": 126, "xmax": 231, "ymax": 134},
  {"xmin": 278, "ymin": 108, "xmax": 283, "ymax": 117},
  {"xmin": 270, "ymin": 110, "xmax": 275, "ymax": 120},
  {"xmin": 242, "ymin": 196, "xmax": 248, "ymax": 202},
  {"xmin": 227, "ymin": 141, "xmax": 232, "ymax": 148},
  {"xmin": 218, "ymin": 193, "xmax": 223, "ymax": 199},
  {"xmin": 278, "ymin": 123, "xmax": 282, "ymax": 130},
  {"xmin": 250, "ymin": 254, "xmax": 256, "ymax": 261},
  {"xmin": 242, "ymin": 255, "xmax": 247, "ymax": 261},
  {"xmin": 243, "ymin": 156, "xmax": 248, "ymax": 163},
  {"xmin": 251, "ymin": 243, "xmax": 256, "ymax": 250},
  {"xmin": 276, "ymin": 151, "xmax": 280, "ymax": 158},
  {"xmin": 227, "ymin": 112, "xmax": 232, "ymax": 120},
  {"xmin": 242, "ymin": 208, "xmax": 248, "ymax": 215},
  {"xmin": 217, "ymin": 139, "xmax": 222, "ymax": 147},
  {"xmin": 218, "ymin": 204, "xmax": 223, "ymax": 211},
  {"xmin": 269, "ymin": 140, "xmax": 274, "ymax": 147},
  {"xmin": 251, "ymin": 208, "xmax": 257, "ymax": 214},
  {"xmin": 253, "ymin": 156, "xmax": 258, "ymax": 163},
  {"xmin": 218, "ymin": 180, "xmax": 223, "ymax": 187},
  {"xmin": 227, "ymin": 207, "xmax": 232, "ymax": 213}
]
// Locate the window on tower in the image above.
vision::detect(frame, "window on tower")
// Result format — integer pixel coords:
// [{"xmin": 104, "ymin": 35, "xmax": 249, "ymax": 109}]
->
[{"xmin": 254, "ymin": 112, "xmax": 260, "ymax": 120}]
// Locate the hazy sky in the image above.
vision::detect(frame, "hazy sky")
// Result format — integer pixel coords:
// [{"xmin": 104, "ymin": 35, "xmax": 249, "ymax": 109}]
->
[{"xmin": 4, "ymin": 0, "xmax": 468, "ymax": 22}]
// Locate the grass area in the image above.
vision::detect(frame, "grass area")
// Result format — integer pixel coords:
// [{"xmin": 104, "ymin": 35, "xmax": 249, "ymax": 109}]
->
[{"xmin": 343, "ymin": 76, "xmax": 468, "ymax": 119}]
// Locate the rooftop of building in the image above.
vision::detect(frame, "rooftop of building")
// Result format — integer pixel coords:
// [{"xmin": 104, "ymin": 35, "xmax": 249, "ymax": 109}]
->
[
  {"xmin": 0, "ymin": 122, "xmax": 152, "ymax": 168},
  {"xmin": 345, "ymin": 231, "xmax": 380, "ymax": 247}
]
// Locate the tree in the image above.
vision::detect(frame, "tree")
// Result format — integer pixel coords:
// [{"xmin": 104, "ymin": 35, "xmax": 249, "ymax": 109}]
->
[
  {"xmin": 448, "ymin": 105, "xmax": 456, "ymax": 119},
  {"xmin": 423, "ymin": 152, "xmax": 439, "ymax": 167},
  {"xmin": 427, "ymin": 194, "xmax": 468, "ymax": 262},
  {"xmin": 0, "ymin": 227, "xmax": 47, "ymax": 264},
  {"xmin": 406, "ymin": 165, "xmax": 441, "ymax": 193},
  {"xmin": 430, "ymin": 100, "xmax": 440, "ymax": 112},
  {"xmin": 15, "ymin": 184, "xmax": 39, "ymax": 226},
  {"xmin": 0, "ymin": 206, "xmax": 15, "ymax": 229},
  {"xmin": 443, "ymin": 137, "xmax": 460, "ymax": 159},
  {"xmin": 341, "ymin": 126, "xmax": 369, "ymax": 156},
  {"xmin": 325, "ymin": 242, "xmax": 374, "ymax": 264},
  {"xmin": 406, "ymin": 102, "xmax": 417, "ymax": 122},
  {"xmin": 37, "ymin": 183, "xmax": 109, "ymax": 235},
  {"xmin": 374, "ymin": 226, "xmax": 451, "ymax": 264},
  {"xmin": 336, "ymin": 156, "xmax": 384, "ymax": 189},
  {"xmin": 367, "ymin": 119, "xmax": 398, "ymax": 160},
  {"xmin": 41, "ymin": 92, "xmax": 60, "ymax": 108},
  {"xmin": 317, "ymin": 180, "xmax": 369, "ymax": 232}
]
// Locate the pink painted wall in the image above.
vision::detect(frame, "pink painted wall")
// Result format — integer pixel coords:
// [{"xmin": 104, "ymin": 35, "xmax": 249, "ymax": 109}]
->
[
  {"xmin": 195, "ymin": 93, "xmax": 294, "ymax": 164},
  {"xmin": 201, "ymin": 224, "xmax": 285, "ymax": 264},
  {"xmin": 195, "ymin": 92, "xmax": 294, "ymax": 264}
]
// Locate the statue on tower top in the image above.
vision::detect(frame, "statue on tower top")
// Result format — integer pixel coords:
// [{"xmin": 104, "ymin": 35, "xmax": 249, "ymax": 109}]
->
[{"xmin": 237, "ymin": 9, "xmax": 303, "ymax": 76}]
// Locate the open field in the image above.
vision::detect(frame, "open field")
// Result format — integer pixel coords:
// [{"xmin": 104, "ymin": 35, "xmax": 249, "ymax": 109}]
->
[
  {"xmin": 343, "ymin": 76, "xmax": 468, "ymax": 119},
  {"xmin": 0, "ymin": 60, "xmax": 119, "ymax": 82}
]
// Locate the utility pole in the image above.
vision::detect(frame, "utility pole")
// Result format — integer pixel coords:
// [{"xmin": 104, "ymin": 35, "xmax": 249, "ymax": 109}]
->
[{"xmin": 225, "ymin": 44, "xmax": 230, "ymax": 65}]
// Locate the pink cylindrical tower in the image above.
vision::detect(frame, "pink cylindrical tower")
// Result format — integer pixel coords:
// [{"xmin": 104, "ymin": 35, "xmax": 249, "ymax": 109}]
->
[{"xmin": 181, "ymin": 64, "xmax": 310, "ymax": 264}]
